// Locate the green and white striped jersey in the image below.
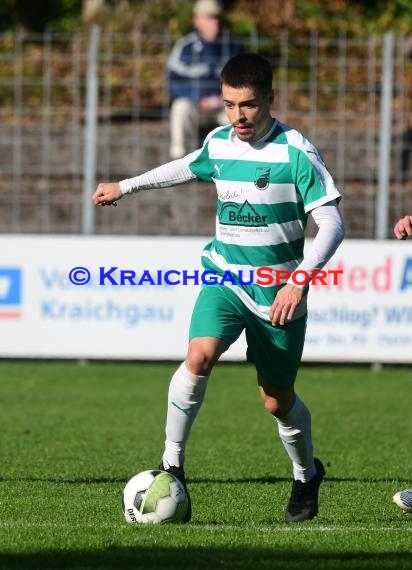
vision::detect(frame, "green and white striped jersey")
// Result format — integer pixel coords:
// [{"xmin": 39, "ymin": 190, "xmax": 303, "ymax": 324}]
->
[{"xmin": 187, "ymin": 119, "xmax": 342, "ymax": 321}]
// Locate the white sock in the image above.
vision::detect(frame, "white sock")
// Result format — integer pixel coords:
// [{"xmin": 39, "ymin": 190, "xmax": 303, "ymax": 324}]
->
[
  {"xmin": 274, "ymin": 394, "xmax": 316, "ymax": 482},
  {"xmin": 162, "ymin": 362, "xmax": 209, "ymax": 469}
]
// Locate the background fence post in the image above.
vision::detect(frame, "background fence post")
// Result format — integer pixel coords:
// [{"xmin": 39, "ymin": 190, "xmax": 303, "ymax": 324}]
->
[
  {"xmin": 376, "ymin": 31, "xmax": 394, "ymax": 239},
  {"xmin": 82, "ymin": 25, "xmax": 100, "ymax": 235}
]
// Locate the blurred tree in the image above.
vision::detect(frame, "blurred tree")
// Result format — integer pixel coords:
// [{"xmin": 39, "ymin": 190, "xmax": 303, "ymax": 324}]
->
[
  {"xmin": 1, "ymin": 0, "xmax": 82, "ymax": 32},
  {"xmin": 233, "ymin": 0, "xmax": 412, "ymax": 35},
  {"xmin": 82, "ymin": 0, "xmax": 129, "ymax": 25},
  {"xmin": 1, "ymin": 0, "xmax": 412, "ymax": 35},
  {"xmin": 82, "ymin": 0, "xmax": 106, "ymax": 23},
  {"xmin": 14, "ymin": 0, "xmax": 61, "ymax": 31},
  {"xmin": 0, "ymin": 0, "xmax": 16, "ymax": 32}
]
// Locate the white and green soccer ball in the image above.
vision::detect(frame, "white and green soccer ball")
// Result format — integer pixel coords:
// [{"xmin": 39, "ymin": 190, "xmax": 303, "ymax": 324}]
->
[{"xmin": 122, "ymin": 469, "xmax": 189, "ymax": 524}]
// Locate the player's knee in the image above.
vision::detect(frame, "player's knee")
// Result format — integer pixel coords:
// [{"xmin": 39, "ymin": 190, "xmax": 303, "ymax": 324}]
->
[
  {"xmin": 259, "ymin": 387, "xmax": 295, "ymax": 417},
  {"xmin": 262, "ymin": 397, "xmax": 282, "ymax": 416},
  {"xmin": 186, "ymin": 345, "xmax": 215, "ymax": 376}
]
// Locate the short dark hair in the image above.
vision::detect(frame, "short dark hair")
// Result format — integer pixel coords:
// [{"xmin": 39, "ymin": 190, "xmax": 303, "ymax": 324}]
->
[{"xmin": 220, "ymin": 52, "xmax": 273, "ymax": 95}]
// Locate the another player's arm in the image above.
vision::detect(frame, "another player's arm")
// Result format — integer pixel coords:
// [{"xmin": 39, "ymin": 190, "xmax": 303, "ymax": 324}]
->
[
  {"xmin": 269, "ymin": 200, "xmax": 345, "ymax": 326},
  {"xmin": 92, "ymin": 157, "xmax": 198, "ymax": 206},
  {"xmin": 394, "ymin": 215, "xmax": 412, "ymax": 240}
]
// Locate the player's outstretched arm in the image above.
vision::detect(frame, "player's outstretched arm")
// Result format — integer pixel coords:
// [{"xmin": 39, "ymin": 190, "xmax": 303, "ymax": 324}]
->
[
  {"xmin": 394, "ymin": 215, "xmax": 412, "ymax": 240},
  {"xmin": 92, "ymin": 182, "xmax": 123, "ymax": 206}
]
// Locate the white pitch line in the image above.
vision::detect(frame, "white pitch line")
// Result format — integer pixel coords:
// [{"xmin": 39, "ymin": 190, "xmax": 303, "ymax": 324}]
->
[
  {"xmin": 0, "ymin": 522, "xmax": 411, "ymax": 532},
  {"xmin": 203, "ymin": 525, "xmax": 412, "ymax": 533}
]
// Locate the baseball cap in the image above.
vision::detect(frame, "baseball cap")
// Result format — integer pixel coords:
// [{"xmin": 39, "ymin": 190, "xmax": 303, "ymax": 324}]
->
[{"xmin": 193, "ymin": 0, "xmax": 223, "ymax": 17}]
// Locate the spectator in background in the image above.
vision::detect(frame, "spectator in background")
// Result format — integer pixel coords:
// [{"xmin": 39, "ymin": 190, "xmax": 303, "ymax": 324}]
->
[{"xmin": 167, "ymin": 0, "xmax": 242, "ymax": 159}]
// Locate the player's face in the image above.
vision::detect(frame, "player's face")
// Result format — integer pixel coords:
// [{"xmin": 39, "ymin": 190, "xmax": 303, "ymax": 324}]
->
[
  {"xmin": 193, "ymin": 15, "xmax": 220, "ymax": 42},
  {"xmin": 222, "ymin": 84, "xmax": 274, "ymax": 143}
]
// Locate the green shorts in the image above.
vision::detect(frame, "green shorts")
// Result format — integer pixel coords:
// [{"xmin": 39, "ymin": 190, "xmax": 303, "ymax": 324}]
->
[{"xmin": 189, "ymin": 285, "xmax": 307, "ymax": 388}]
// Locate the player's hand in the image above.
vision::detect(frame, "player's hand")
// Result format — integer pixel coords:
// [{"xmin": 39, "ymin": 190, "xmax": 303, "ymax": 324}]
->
[
  {"xmin": 394, "ymin": 215, "xmax": 412, "ymax": 240},
  {"xmin": 93, "ymin": 182, "xmax": 123, "ymax": 207},
  {"xmin": 269, "ymin": 283, "xmax": 303, "ymax": 326}
]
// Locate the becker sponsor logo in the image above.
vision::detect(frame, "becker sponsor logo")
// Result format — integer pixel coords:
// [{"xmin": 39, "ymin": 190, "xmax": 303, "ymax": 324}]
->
[{"xmin": 218, "ymin": 200, "xmax": 268, "ymax": 227}]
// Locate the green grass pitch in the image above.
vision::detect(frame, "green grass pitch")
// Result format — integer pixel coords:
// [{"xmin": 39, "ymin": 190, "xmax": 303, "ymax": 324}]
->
[{"xmin": 0, "ymin": 361, "xmax": 411, "ymax": 570}]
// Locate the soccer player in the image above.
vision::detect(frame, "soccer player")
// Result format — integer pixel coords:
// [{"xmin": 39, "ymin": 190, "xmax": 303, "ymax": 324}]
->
[
  {"xmin": 392, "ymin": 214, "xmax": 412, "ymax": 513},
  {"xmin": 92, "ymin": 52, "xmax": 345, "ymax": 523}
]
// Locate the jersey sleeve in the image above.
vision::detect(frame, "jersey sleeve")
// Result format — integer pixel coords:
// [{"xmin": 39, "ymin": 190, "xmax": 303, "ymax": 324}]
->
[
  {"xmin": 186, "ymin": 129, "xmax": 223, "ymax": 181},
  {"xmin": 288, "ymin": 200, "xmax": 345, "ymax": 289},
  {"xmin": 289, "ymin": 138, "xmax": 341, "ymax": 213},
  {"xmin": 119, "ymin": 158, "xmax": 196, "ymax": 194}
]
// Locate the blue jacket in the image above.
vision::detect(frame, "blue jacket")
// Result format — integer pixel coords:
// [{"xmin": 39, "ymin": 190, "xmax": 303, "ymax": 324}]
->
[{"xmin": 167, "ymin": 31, "xmax": 243, "ymax": 103}]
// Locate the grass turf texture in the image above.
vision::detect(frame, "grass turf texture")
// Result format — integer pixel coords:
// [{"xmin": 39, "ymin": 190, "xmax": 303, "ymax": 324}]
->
[{"xmin": 0, "ymin": 361, "xmax": 411, "ymax": 570}]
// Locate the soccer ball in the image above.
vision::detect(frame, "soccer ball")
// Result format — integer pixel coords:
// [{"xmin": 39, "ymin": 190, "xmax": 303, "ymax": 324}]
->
[{"xmin": 122, "ymin": 469, "xmax": 189, "ymax": 524}]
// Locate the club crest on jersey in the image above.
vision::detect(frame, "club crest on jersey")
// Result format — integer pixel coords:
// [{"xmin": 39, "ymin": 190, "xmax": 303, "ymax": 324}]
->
[{"xmin": 254, "ymin": 167, "xmax": 270, "ymax": 190}]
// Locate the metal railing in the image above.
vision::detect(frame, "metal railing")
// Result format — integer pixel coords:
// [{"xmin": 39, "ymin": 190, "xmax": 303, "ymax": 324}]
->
[{"xmin": 1, "ymin": 28, "xmax": 411, "ymax": 237}]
